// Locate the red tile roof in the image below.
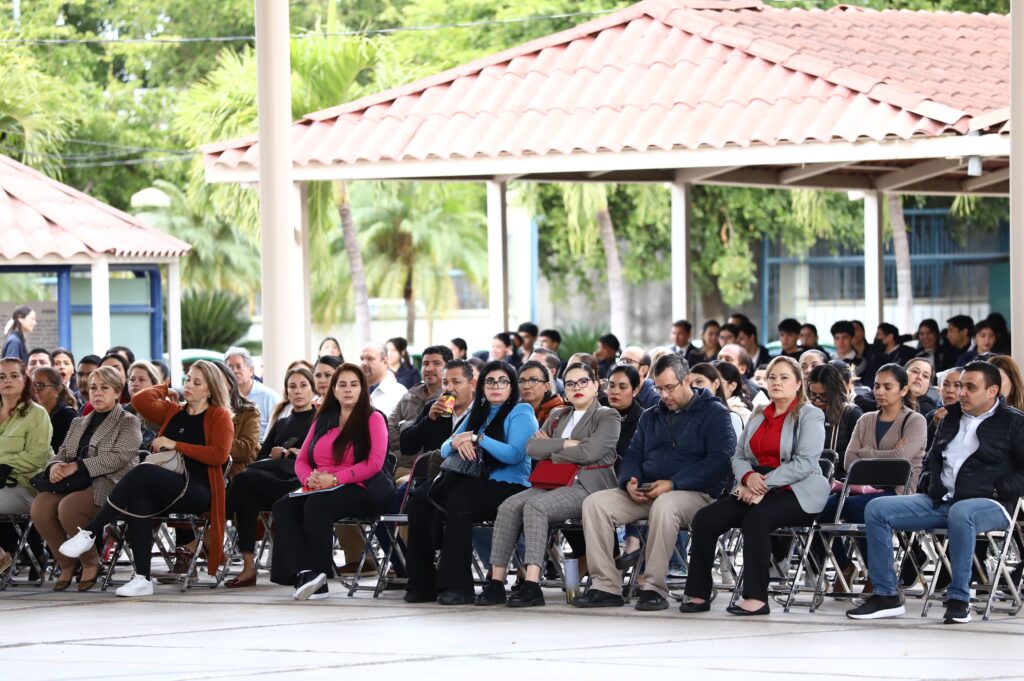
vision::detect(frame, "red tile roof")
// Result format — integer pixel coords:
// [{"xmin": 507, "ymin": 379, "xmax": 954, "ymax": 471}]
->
[
  {"xmin": 0, "ymin": 155, "xmax": 191, "ymax": 260},
  {"xmin": 203, "ymin": 0, "xmax": 1009, "ymax": 173}
]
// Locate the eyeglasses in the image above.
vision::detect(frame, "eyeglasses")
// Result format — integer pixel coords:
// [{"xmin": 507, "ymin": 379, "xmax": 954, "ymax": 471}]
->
[
  {"xmin": 655, "ymin": 382, "xmax": 681, "ymax": 394},
  {"xmin": 518, "ymin": 377, "xmax": 545, "ymax": 387},
  {"xmin": 808, "ymin": 391, "xmax": 828, "ymax": 403},
  {"xmin": 484, "ymin": 377, "xmax": 511, "ymax": 388},
  {"xmin": 617, "ymin": 357, "xmax": 640, "ymax": 368},
  {"xmin": 32, "ymin": 382, "xmax": 57, "ymax": 391},
  {"xmin": 564, "ymin": 378, "xmax": 593, "ymax": 391}
]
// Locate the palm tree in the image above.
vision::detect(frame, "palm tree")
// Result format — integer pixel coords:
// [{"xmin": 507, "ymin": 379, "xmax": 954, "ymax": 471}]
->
[
  {"xmin": 174, "ymin": 22, "xmax": 376, "ymax": 334},
  {"xmin": 133, "ymin": 180, "xmax": 261, "ymax": 297},
  {"xmin": 0, "ymin": 48, "xmax": 74, "ymax": 176},
  {"xmin": 355, "ymin": 182, "xmax": 488, "ymax": 343},
  {"xmin": 560, "ymin": 183, "xmax": 627, "ymax": 339}
]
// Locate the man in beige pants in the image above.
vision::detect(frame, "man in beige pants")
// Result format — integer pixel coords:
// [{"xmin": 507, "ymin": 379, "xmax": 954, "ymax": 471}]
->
[{"xmin": 575, "ymin": 354, "xmax": 736, "ymax": 611}]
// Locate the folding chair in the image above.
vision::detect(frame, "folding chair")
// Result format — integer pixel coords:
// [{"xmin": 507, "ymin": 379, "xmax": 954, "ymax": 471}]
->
[
  {"xmin": 0, "ymin": 514, "xmax": 44, "ymax": 590},
  {"xmin": 216, "ymin": 511, "xmax": 274, "ymax": 587},
  {"xmin": 920, "ymin": 497, "xmax": 1024, "ymax": 621},
  {"xmin": 731, "ymin": 459, "xmax": 835, "ymax": 612},
  {"xmin": 372, "ymin": 453, "xmax": 433, "ymax": 597},
  {"xmin": 802, "ymin": 458, "xmax": 913, "ymax": 611}
]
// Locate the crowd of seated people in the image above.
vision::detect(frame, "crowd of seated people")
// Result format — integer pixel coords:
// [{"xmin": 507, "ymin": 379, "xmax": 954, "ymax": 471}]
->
[{"xmin": 1, "ymin": 310, "xmax": 1022, "ymax": 628}]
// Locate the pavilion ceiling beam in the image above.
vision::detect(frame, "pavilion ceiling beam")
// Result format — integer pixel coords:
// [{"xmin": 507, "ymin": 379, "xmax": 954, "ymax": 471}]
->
[
  {"xmin": 674, "ymin": 166, "xmax": 741, "ymax": 183},
  {"xmin": 961, "ymin": 167, "xmax": 1011, "ymax": 192},
  {"xmin": 778, "ymin": 162, "xmax": 850, "ymax": 184},
  {"xmin": 872, "ymin": 157, "xmax": 965, "ymax": 191}
]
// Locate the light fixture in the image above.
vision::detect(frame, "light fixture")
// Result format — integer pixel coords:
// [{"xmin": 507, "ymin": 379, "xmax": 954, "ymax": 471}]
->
[{"xmin": 966, "ymin": 155, "xmax": 983, "ymax": 177}]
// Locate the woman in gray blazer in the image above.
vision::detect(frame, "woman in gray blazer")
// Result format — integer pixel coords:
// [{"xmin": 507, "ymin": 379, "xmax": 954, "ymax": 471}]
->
[
  {"xmin": 30, "ymin": 366, "xmax": 142, "ymax": 591},
  {"xmin": 682, "ymin": 356, "xmax": 828, "ymax": 616},
  {"xmin": 478, "ymin": 362, "xmax": 620, "ymax": 608}
]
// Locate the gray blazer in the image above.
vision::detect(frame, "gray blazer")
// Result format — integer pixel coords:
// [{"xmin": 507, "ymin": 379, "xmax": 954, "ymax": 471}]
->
[
  {"xmin": 526, "ymin": 401, "xmax": 620, "ymax": 494},
  {"xmin": 54, "ymin": 404, "xmax": 142, "ymax": 507},
  {"xmin": 732, "ymin": 402, "xmax": 830, "ymax": 514}
]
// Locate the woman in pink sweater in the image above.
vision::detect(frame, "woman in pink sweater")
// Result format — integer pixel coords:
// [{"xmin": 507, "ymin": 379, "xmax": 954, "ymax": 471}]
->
[{"xmin": 269, "ymin": 363, "xmax": 394, "ymax": 600}]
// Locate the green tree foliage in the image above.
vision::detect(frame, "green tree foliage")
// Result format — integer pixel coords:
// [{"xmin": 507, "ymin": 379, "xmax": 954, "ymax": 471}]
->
[{"xmin": 354, "ymin": 181, "xmax": 488, "ymax": 341}]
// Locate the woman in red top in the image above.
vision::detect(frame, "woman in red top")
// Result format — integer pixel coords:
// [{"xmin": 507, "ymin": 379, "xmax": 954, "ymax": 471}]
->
[
  {"xmin": 269, "ymin": 363, "xmax": 394, "ymax": 601},
  {"xmin": 682, "ymin": 356, "xmax": 828, "ymax": 616}
]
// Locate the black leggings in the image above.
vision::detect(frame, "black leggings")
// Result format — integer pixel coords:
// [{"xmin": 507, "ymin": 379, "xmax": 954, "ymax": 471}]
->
[
  {"xmin": 86, "ymin": 465, "xmax": 211, "ymax": 578},
  {"xmin": 685, "ymin": 491, "xmax": 815, "ymax": 602},
  {"xmin": 225, "ymin": 469, "xmax": 297, "ymax": 554},
  {"xmin": 269, "ymin": 484, "xmax": 380, "ymax": 585}
]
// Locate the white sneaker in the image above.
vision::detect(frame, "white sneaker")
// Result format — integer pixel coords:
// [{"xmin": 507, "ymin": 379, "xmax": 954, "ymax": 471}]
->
[
  {"xmin": 59, "ymin": 528, "xmax": 95, "ymax": 559},
  {"xmin": 116, "ymin": 575, "xmax": 154, "ymax": 597},
  {"xmin": 293, "ymin": 572, "xmax": 327, "ymax": 601}
]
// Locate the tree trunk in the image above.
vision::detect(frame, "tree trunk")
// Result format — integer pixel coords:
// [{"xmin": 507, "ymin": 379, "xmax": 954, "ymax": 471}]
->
[
  {"xmin": 336, "ymin": 181, "xmax": 371, "ymax": 344},
  {"xmin": 403, "ymin": 267, "xmax": 415, "ymax": 343},
  {"xmin": 888, "ymin": 194, "xmax": 914, "ymax": 334},
  {"xmin": 596, "ymin": 208, "xmax": 627, "ymax": 340}
]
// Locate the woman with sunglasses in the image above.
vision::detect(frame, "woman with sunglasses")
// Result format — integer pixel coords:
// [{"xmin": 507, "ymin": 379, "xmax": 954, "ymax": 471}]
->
[
  {"xmin": 32, "ymin": 367, "xmax": 78, "ymax": 453},
  {"xmin": 478, "ymin": 362, "xmax": 619, "ymax": 607},
  {"xmin": 404, "ymin": 360, "xmax": 538, "ymax": 605}
]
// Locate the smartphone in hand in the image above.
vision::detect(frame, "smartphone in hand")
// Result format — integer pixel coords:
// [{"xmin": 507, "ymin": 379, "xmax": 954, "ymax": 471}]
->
[{"xmin": 636, "ymin": 482, "xmax": 654, "ymax": 493}]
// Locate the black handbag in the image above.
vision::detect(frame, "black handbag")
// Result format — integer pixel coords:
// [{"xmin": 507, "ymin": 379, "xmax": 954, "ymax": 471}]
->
[{"xmin": 31, "ymin": 463, "xmax": 92, "ymax": 495}]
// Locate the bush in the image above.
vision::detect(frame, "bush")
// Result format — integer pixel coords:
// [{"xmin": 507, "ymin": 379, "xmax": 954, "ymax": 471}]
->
[
  {"xmin": 181, "ymin": 289, "xmax": 251, "ymax": 352},
  {"xmin": 557, "ymin": 323, "xmax": 606, "ymax": 360}
]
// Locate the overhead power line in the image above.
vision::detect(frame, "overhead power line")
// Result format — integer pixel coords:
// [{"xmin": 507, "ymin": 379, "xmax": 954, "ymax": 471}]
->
[{"xmin": 0, "ymin": 9, "xmax": 618, "ymax": 46}]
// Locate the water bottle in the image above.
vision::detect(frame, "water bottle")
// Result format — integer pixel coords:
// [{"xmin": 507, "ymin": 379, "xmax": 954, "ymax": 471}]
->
[{"xmin": 564, "ymin": 558, "xmax": 580, "ymax": 604}]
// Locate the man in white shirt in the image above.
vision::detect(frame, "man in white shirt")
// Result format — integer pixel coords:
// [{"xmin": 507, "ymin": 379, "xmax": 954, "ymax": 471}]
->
[
  {"xmin": 359, "ymin": 342, "xmax": 407, "ymax": 419},
  {"xmin": 848, "ymin": 361, "xmax": 1024, "ymax": 624},
  {"xmin": 224, "ymin": 347, "xmax": 281, "ymax": 441}
]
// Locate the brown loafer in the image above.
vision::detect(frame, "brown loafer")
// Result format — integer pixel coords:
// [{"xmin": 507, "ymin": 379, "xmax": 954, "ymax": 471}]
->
[
  {"xmin": 53, "ymin": 578, "xmax": 74, "ymax": 592},
  {"xmin": 225, "ymin": 574, "xmax": 257, "ymax": 589},
  {"xmin": 77, "ymin": 578, "xmax": 97, "ymax": 592}
]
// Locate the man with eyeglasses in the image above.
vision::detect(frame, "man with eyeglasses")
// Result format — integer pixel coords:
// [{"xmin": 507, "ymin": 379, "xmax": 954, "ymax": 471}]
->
[
  {"xmin": 574, "ymin": 354, "xmax": 736, "ymax": 611},
  {"xmin": 387, "ymin": 345, "xmax": 454, "ymax": 480},
  {"xmin": 619, "ymin": 346, "xmax": 658, "ymax": 409}
]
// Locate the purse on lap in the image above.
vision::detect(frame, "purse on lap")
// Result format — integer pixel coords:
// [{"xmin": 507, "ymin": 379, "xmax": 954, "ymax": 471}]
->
[{"xmin": 30, "ymin": 463, "xmax": 92, "ymax": 495}]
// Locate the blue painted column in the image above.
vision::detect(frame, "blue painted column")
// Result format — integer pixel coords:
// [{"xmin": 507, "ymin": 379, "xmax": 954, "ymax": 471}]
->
[
  {"xmin": 57, "ymin": 267, "xmax": 72, "ymax": 349},
  {"xmin": 149, "ymin": 269, "xmax": 164, "ymax": 361}
]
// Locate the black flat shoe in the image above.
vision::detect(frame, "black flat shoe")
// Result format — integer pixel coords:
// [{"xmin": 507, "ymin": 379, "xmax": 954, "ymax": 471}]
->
[
  {"xmin": 634, "ymin": 589, "xmax": 668, "ymax": 611},
  {"xmin": 615, "ymin": 548, "xmax": 642, "ymax": 570},
  {"xmin": 572, "ymin": 589, "xmax": 624, "ymax": 608},
  {"xmin": 437, "ymin": 589, "xmax": 472, "ymax": 606},
  {"xmin": 679, "ymin": 600, "xmax": 711, "ymax": 613},
  {"xmin": 507, "ymin": 581, "xmax": 545, "ymax": 608},
  {"xmin": 403, "ymin": 591, "xmax": 438, "ymax": 603},
  {"xmin": 727, "ymin": 603, "xmax": 770, "ymax": 616}
]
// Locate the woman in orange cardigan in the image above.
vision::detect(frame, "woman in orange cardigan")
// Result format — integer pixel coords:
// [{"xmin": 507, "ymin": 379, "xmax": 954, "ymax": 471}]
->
[{"xmin": 60, "ymin": 360, "xmax": 234, "ymax": 597}]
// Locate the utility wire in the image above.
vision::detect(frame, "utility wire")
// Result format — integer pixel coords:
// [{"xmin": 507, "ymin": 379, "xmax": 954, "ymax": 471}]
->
[{"xmin": 0, "ymin": 9, "xmax": 617, "ymax": 46}]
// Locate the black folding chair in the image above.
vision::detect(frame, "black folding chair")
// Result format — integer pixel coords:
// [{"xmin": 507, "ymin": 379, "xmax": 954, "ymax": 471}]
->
[
  {"xmin": 804, "ymin": 458, "xmax": 913, "ymax": 611},
  {"xmin": 0, "ymin": 514, "xmax": 44, "ymax": 590}
]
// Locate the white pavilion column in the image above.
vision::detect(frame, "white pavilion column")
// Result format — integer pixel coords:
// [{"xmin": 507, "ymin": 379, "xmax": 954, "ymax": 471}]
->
[
  {"xmin": 487, "ymin": 180, "xmax": 510, "ymax": 333},
  {"xmin": 167, "ymin": 259, "xmax": 183, "ymax": 384},
  {"xmin": 254, "ymin": 0, "xmax": 303, "ymax": 387},
  {"xmin": 1011, "ymin": 2, "xmax": 1024, "ymax": 359},
  {"xmin": 670, "ymin": 178, "xmax": 692, "ymax": 322},
  {"xmin": 90, "ymin": 257, "xmax": 110, "ymax": 355},
  {"xmin": 295, "ymin": 182, "xmax": 313, "ymax": 359},
  {"xmin": 863, "ymin": 190, "xmax": 885, "ymax": 334}
]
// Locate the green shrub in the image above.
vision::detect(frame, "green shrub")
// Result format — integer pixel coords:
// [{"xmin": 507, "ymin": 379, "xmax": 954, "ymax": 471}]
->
[
  {"xmin": 181, "ymin": 289, "xmax": 251, "ymax": 352},
  {"xmin": 557, "ymin": 323, "xmax": 606, "ymax": 360}
]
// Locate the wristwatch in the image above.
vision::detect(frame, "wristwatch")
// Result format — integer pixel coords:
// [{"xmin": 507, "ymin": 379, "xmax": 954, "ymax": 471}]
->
[{"xmin": 471, "ymin": 433, "xmax": 479, "ymax": 444}]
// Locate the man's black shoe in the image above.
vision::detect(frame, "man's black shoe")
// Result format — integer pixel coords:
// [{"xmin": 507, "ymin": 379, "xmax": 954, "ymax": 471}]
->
[
  {"xmin": 572, "ymin": 589, "xmax": 624, "ymax": 608},
  {"xmin": 615, "ymin": 548, "xmax": 642, "ymax": 571},
  {"xmin": 846, "ymin": 594, "xmax": 905, "ymax": 620},
  {"xmin": 634, "ymin": 589, "xmax": 668, "ymax": 611},
  {"xmin": 943, "ymin": 599, "xmax": 971, "ymax": 624}
]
